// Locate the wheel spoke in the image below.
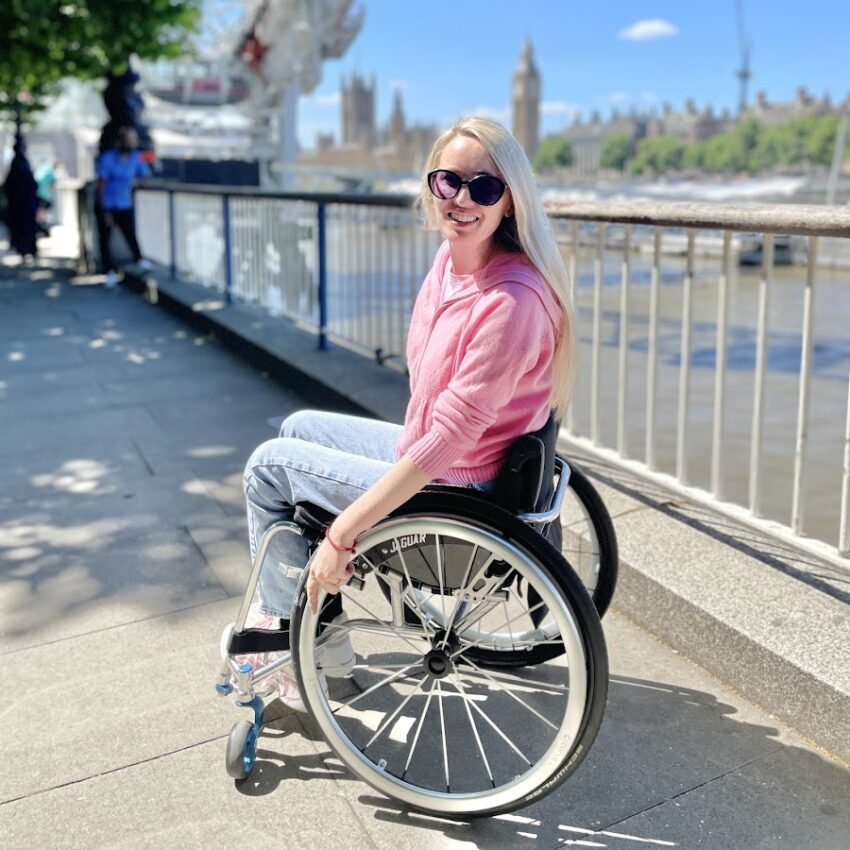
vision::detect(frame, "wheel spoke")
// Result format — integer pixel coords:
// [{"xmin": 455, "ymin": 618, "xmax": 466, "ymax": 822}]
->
[
  {"xmin": 456, "ymin": 663, "xmax": 569, "ymax": 694},
  {"xmin": 435, "ymin": 533, "xmax": 447, "ymax": 623},
  {"xmin": 338, "ymin": 587, "xmax": 426, "ymax": 655},
  {"xmin": 460, "ymin": 656, "xmax": 561, "ymax": 731},
  {"xmin": 436, "ymin": 681, "xmax": 451, "ymax": 791},
  {"xmin": 452, "ymin": 670, "xmax": 532, "ymax": 766},
  {"xmin": 402, "ymin": 679, "xmax": 439, "ymax": 778},
  {"xmin": 332, "ymin": 660, "xmax": 423, "ymax": 713},
  {"xmin": 395, "ymin": 549, "xmax": 438, "ymax": 635},
  {"xmin": 451, "ymin": 599, "xmax": 549, "ymax": 657},
  {"xmin": 359, "ymin": 550, "xmax": 436, "ymax": 636},
  {"xmin": 450, "ymin": 670, "xmax": 495, "ymax": 787},
  {"xmin": 440, "ymin": 548, "xmax": 493, "ymax": 649},
  {"xmin": 364, "ymin": 674, "xmax": 429, "ymax": 750}
]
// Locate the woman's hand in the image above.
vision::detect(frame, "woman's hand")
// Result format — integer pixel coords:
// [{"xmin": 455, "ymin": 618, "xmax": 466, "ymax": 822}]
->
[{"xmin": 306, "ymin": 538, "xmax": 355, "ymax": 614}]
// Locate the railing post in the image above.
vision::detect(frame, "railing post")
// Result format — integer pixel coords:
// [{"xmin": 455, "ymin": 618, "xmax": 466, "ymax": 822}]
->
[
  {"xmin": 676, "ymin": 229, "xmax": 695, "ymax": 484},
  {"xmin": 168, "ymin": 190, "xmax": 177, "ymax": 278},
  {"xmin": 711, "ymin": 231, "xmax": 732, "ymax": 499},
  {"xmin": 791, "ymin": 236, "xmax": 818, "ymax": 534},
  {"xmin": 222, "ymin": 194, "xmax": 234, "ymax": 304},
  {"xmin": 617, "ymin": 224, "xmax": 631, "ymax": 457},
  {"xmin": 749, "ymin": 233, "xmax": 773, "ymax": 517},
  {"xmin": 591, "ymin": 222, "xmax": 604, "ymax": 444},
  {"xmin": 317, "ymin": 201, "xmax": 328, "ymax": 350},
  {"xmin": 840, "ymin": 373, "xmax": 850, "ymax": 557}
]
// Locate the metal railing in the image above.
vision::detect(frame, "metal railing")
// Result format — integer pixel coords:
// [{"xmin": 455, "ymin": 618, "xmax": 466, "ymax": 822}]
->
[
  {"xmin": 550, "ymin": 200, "xmax": 850, "ymax": 566},
  {"xmin": 135, "ymin": 184, "xmax": 441, "ymax": 366},
  {"xmin": 135, "ymin": 184, "xmax": 850, "ymax": 564}
]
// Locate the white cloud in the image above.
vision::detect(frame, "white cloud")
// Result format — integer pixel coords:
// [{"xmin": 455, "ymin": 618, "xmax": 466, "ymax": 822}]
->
[
  {"xmin": 619, "ymin": 19, "xmax": 678, "ymax": 41},
  {"xmin": 607, "ymin": 92, "xmax": 628, "ymax": 104},
  {"xmin": 314, "ymin": 92, "xmax": 341, "ymax": 107},
  {"xmin": 542, "ymin": 100, "xmax": 580, "ymax": 118}
]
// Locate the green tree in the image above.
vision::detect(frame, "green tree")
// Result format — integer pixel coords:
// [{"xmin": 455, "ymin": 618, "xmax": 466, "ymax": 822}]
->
[
  {"xmin": 628, "ymin": 134, "xmax": 686, "ymax": 175},
  {"xmin": 699, "ymin": 133, "xmax": 738, "ymax": 172},
  {"xmin": 805, "ymin": 114, "xmax": 840, "ymax": 165},
  {"xmin": 599, "ymin": 133, "xmax": 633, "ymax": 171},
  {"xmin": 533, "ymin": 135, "xmax": 574, "ymax": 171},
  {"xmin": 0, "ymin": 0, "xmax": 200, "ymax": 118},
  {"xmin": 682, "ymin": 142, "xmax": 705, "ymax": 170}
]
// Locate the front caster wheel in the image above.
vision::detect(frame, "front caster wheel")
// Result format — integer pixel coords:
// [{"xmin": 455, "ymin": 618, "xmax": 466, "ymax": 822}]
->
[{"xmin": 225, "ymin": 719, "xmax": 258, "ymax": 779}]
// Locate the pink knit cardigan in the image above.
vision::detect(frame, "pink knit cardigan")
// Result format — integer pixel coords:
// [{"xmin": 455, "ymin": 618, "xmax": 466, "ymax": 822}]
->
[{"xmin": 396, "ymin": 241, "xmax": 563, "ymax": 484}]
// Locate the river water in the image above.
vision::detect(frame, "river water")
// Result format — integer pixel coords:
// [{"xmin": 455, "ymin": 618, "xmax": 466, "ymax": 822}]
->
[{"xmin": 566, "ymin": 235, "xmax": 850, "ymax": 550}]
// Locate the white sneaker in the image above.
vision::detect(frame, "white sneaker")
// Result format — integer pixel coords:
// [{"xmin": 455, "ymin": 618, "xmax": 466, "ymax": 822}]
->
[
  {"xmin": 104, "ymin": 271, "xmax": 118, "ymax": 289},
  {"xmin": 318, "ymin": 612, "xmax": 356, "ymax": 678},
  {"xmin": 138, "ymin": 258, "xmax": 153, "ymax": 270}
]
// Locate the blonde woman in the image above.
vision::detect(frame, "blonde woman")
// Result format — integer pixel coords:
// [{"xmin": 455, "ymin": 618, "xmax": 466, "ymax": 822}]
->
[{"xmin": 239, "ymin": 117, "xmax": 574, "ymax": 708}]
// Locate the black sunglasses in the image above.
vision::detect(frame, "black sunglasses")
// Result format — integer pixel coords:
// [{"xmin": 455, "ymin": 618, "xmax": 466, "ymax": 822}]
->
[{"xmin": 427, "ymin": 169, "xmax": 507, "ymax": 206}]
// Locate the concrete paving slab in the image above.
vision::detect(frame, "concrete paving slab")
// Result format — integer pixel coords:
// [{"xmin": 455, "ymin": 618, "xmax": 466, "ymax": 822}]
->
[
  {"xmin": 0, "ymin": 404, "xmax": 166, "ymax": 460},
  {"xmin": 607, "ymin": 744, "xmax": 850, "ymax": 850},
  {"xmin": 0, "ymin": 441, "xmax": 155, "ymax": 500},
  {"xmin": 0, "ymin": 726, "xmax": 375, "ymax": 850},
  {"xmin": 0, "ymin": 600, "xmax": 236, "ymax": 802},
  {"xmin": 3, "ymin": 380, "xmax": 114, "ymax": 424},
  {"xmin": 185, "ymin": 514, "xmax": 252, "ymax": 597},
  {"xmin": 96, "ymin": 367, "xmax": 280, "ymax": 407},
  {"xmin": 0, "ymin": 522, "xmax": 227, "ymax": 652},
  {"xmin": 318, "ymin": 610, "xmax": 850, "ymax": 850},
  {"xmin": 1, "ymin": 335, "xmax": 89, "ymax": 373},
  {"xmin": 0, "ymin": 460, "xmax": 227, "ymax": 529}
]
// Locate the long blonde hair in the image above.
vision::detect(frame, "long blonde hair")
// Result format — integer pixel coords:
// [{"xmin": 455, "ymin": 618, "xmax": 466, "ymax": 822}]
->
[{"xmin": 419, "ymin": 117, "xmax": 575, "ymax": 418}]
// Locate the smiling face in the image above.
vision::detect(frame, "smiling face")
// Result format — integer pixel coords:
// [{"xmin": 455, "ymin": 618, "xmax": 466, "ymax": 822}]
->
[{"xmin": 433, "ymin": 134, "xmax": 513, "ymax": 274}]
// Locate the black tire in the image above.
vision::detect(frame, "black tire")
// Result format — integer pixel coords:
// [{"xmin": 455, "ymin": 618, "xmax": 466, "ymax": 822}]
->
[
  {"xmin": 291, "ymin": 490, "xmax": 608, "ymax": 817},
  {"xmin": 563, "ymin": 463, "xmax": 619, "ymax": 618}
]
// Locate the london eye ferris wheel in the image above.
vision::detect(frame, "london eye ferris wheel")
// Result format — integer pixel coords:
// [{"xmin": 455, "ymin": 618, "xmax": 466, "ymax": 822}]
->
[{"xmin": 138, "ymin": 0, "xmax": 363, "ymax": 182}]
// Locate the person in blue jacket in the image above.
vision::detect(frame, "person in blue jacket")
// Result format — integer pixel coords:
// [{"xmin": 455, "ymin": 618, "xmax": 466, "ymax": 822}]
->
[{"xmin": 95, "ymin": 126, "xmax": 151, "ymax": 287}]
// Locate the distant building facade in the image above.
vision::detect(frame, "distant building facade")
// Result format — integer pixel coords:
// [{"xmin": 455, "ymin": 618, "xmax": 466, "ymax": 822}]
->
[
  {"xmin": 300, "ymin": 78, "xmax": 438, "ymax": 174},
  {"xmin": 563, "ymin": 86, "xmax": 841, "ymax": 174}
]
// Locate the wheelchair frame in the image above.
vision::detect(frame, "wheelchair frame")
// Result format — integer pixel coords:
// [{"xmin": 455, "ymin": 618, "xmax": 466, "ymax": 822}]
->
[{"xmin": 216, "ymin": 455, "xmax": 611, "ymax": 815}]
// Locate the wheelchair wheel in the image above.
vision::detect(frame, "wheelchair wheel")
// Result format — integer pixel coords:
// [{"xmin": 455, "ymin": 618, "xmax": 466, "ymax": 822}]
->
[
  {"xmin": 291, "ymin": 490, "xmax": 607, "ymax": 817},
  {"xmin": 397, "ymin": 464, "xmax": 618, "ymax": 668},
  {"xmin": 559, "ymin": 463, "xmax": 618, "ymax": 618}
]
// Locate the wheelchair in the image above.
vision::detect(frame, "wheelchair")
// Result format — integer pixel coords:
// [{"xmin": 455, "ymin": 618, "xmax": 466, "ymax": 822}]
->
[{"xmin": 215, "ymin": 414, "xmax": 615, "ymax": 817}]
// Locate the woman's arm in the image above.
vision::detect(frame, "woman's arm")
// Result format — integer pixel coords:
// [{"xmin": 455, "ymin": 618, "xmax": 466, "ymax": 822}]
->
[{"xmin": 306, "ymin": 454, "xmax": 431, "ymax": 613}]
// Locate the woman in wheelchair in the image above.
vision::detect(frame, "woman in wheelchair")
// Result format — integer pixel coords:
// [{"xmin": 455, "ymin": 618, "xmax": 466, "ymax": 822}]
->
[{"xmin": 219, "ymin": 116, "xmax": 609, "ymax": 815}]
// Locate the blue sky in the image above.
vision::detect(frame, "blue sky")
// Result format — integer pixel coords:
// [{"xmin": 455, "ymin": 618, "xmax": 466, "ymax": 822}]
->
[{"xmin": 297, "ymin": 0, "xmax": 850, "ymax": 148}]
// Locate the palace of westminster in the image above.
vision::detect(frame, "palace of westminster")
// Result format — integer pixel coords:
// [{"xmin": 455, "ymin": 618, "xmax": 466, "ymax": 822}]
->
[{"xmin": 301, "ymin": 40, "xmax": 843, "ymax": 176}]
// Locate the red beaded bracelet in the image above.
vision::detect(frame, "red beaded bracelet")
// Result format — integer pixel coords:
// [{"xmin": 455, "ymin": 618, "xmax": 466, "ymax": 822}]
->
[{"xmin": 325, "ymin": 528, "xmax": 356, "ymax": 553}]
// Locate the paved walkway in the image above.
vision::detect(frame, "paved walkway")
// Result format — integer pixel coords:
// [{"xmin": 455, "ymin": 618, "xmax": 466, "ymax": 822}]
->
[{"xmin": 1, "ymin": 257, "xmax": 849, "ymax": 850}]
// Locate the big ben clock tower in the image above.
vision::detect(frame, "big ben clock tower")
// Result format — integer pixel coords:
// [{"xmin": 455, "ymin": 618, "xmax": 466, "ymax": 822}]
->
[{"xmin": 512, "ymin": 39, "xmax": 541, "ymax": 161}]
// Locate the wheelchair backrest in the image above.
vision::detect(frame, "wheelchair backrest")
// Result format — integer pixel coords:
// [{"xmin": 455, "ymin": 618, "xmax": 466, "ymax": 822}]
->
[{"xmin": 489, "ymin": 411, "xmax": 558, "ymax": 515}]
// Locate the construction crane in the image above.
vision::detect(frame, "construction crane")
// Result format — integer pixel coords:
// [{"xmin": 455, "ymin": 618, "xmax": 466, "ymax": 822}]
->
[{"xmin": 735, "ymin": 0, "xmax": 753, "ymax": 114}]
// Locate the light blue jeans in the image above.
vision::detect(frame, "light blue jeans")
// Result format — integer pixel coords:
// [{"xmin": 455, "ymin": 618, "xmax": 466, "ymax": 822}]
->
[
  {"xmin": 243, "ymin": 409, "xmax": 498, "ymax": 619},
  {"xmin": 243, "ymin": 409, "xmax": 402, "ymax": 619}
]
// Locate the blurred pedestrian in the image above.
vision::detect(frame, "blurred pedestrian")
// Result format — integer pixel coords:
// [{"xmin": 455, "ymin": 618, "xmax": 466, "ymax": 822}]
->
[
  {"xmin": 2, "ymin": 138, "xmax": 39, "ymax": 259},
  {"xmin": 95, "ymin": 126, "xmax": 151, "ymax": 288},
  {"xmin": 34, "ymin": 158, "xmax": 59, "ymax": 236}
]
